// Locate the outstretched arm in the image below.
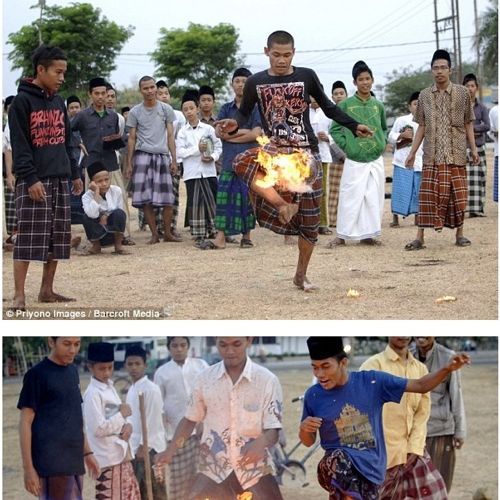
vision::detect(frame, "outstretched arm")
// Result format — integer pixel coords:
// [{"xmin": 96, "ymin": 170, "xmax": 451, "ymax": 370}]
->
[{"xmin": 406, "ymin": 354, "xmax": 470, "ymax": 394}]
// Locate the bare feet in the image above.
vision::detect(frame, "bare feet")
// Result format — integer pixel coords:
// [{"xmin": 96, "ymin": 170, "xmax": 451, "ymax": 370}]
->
[
  {"xmin": 278, "ymin": 203, "xmax": 299, "ymax": 224},
  {"xmin": 11, "ymin": 295, "xmax": 26, "ymax": 311},
  {"xmin": 81, "ymin": 242, "xmax": 101, "ymax": 256},
  {"xmin": 293, "ymin": 275, "xmax": 319, "ymax": 292},
  {"xmin": 38, "ymin": 292, "xmax": 76, "ymax": 303},
  {"xmin": 360, "ymin": 238, "xmax": 381, "ymax": 246},
  {"xmin": 163, "ymin": 232, "xmax": 183, "ymax": 242},
  {"xmin": 147, "ymin": 235, "xmax": 161, "ymax": 244},
  {"xmin": 70, "ymin": 236, "xmax": 82, "ymax": 249},
  {"xmin": 326, "ymin": 237, "xmax": 345, "ymax": 248},
  {"xmin": 112, "ymin": 249, "xmax": 131, "ymax": 255}
]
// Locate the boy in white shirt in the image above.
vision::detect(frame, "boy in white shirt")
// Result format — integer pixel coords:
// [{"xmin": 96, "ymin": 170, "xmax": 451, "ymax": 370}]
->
[
  {"xmin": 81, "ymin": 160, "xmax": 129, "ymax": 255},
  {"xmin": 176, "ymin": 91, "xmax": 222, "ymax": 248},
  {"xmin": 388, "ymin": 92, "xmax": 424, "ymax": 227},
  {"xmin": 125, "ymin": 345, "xmax": 167, "ymax": 500},
  {"xmin": 83, "ymin": 342, "xmax": 140, "ymax": 499}
]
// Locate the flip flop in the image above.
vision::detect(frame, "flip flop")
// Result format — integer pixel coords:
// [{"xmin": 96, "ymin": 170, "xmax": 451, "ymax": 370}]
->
[
  {"xmin": 455, "ymin": 236, "xmax": 471, "ymax": 247},
  {"xmin": 225, "ymin": 236, "xmax": 239, "ymax": 244},
  {"xmin": 240, "ymin": 238, "xmax": 254, "ymax": 248},
  {"xmin": 404, "ymin": 239, "xmax": 425, "ymax": 251},
  {"xmin": 198, "ymin": 240, "xmax": 224, "ymax": 250}
]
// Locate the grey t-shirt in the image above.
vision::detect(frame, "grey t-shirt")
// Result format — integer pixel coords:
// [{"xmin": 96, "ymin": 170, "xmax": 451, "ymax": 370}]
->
[{"xmin": 127, "ymin": 101, "xmax": 176, "ymax": 154}]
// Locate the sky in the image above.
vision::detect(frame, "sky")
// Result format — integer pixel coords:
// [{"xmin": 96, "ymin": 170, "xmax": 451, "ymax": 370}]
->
[{"xmin": 1, "ymin": 0, "xmax": 491, "ymax": 100}]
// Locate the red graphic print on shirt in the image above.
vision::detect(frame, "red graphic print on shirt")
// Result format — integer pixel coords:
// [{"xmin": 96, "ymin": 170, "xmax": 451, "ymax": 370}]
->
[{"xmin": 30, "ymin": 109, "xmax": 66, "ymax": 148}]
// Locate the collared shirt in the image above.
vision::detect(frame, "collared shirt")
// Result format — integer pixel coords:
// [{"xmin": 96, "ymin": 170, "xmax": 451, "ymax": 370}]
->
[
  {"xmin": 176, "ymin": 121, "xmax": 222, "ymax": 181},
  {"xmin": 71, "ymin": 106, "xmax": 120, "ymax": 170},
  {"xmin": 309, "ymin": 106, "xmax": 332, "ymax": 162},
  {"xmin": 185, "ymin": 357, "xmax": 283, "ymax": 489},
  {"xmin": 153, "ymin": 357, "xmax": 209, "ymax": 440},
  {"xmin": 126, "ymin": 375, "xmax": 166, "ymax": 454},
  {"xmin": 82, "ymin": 184, "xmax": 124, "ymax": 219},
  {"xmin": 83, "ymin": 377, "xmax": 129, "ymax": 468},
  {"xmin": 470, "ymin": 98, "xmax": 491, "ymax": 147},
  {"xmin": 360, "ymin": 346, "xmax": 430, "ymax": 469},
  {"xmin": 388, "ymin": 112, "xmax": 423, "ymax": 171},
  {"xmin": 200, "ymin": 115, "xmax": 216, "ymax": 127},
  {"xmin": 409, "ymin": 342, "xmax": 466, "ymax": 439},
  {"xmin": 415, "ymin": 82, "xmax": 475, "ymax": 166}
]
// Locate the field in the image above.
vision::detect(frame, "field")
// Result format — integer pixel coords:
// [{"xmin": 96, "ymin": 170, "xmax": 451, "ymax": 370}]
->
[
  {"xmin": 2, "ymin": 149, "xmax": 498, "ymax": 322},
  {"xmin": 2, "ymin": 354, "xmax": 497, "ymax": 500}
]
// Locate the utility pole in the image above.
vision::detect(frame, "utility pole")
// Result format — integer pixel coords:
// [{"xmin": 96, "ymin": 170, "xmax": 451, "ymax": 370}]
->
[
  {"xmin": 473, "ymin": 0, "xmax": 483, "ymax": 100},
  {"xmin": 31, "ymin": 0, "xmax": 46, "ymax": 46},
  {"xmin": 433, "ymin": 0, "xmax": 463, "ymax": 84}
]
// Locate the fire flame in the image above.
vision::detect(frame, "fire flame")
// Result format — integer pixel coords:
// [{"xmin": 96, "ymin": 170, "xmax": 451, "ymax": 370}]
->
[
  {"xmin": 255, "ymin": 136, "xmax": 313, "ymax": 193},
  {"xmin": 237, "ymin": 493, "xmax": 253, "ymax": 500}
]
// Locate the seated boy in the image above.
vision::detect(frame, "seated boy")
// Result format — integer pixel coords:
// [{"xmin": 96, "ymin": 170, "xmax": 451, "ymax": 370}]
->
[
  {"xmin": 81, "ymin": 160, "xmax": 129, "ymax": 255},
  {"xmin": 125, "ymin": 345, "xmax": 167, "ymax": 500},
  {"xmin": 83, "ymin": 341, "xmax": 141, "ymax": 499}
]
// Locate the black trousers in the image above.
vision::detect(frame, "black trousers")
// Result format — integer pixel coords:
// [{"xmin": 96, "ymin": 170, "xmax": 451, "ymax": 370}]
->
[{"xmin": 82, "ymin": 209, "xmax": 126, "ymax": 246}]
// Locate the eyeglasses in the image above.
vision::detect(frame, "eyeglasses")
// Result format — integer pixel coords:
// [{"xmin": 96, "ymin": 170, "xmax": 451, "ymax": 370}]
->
[{"xmin": 432, "ymin": 65, "xmax": 450, "ymax": 71}]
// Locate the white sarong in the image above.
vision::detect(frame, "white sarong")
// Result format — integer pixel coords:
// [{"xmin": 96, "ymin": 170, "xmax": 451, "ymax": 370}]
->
[{"xmin": 336, "ymin": 155, "xmax": 385, "ymax": 240}]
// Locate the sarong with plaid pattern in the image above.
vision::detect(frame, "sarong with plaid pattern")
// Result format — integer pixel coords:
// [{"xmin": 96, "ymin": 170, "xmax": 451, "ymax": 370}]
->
[
  {"xmin": 234, "ymin": 146, "xmax": 322, "ymax": 245},
  {"xmin": 417, "ymin": 164, "xmax": 467, "ymax": 230},
  {"xmin": 95, "ymin": 461, "xmax": 140, "ymax": 500},
  {"xmin": 168, "ymin": 434, "xmax": 200, "ymax": 500},
  {"xmin": 328, "ymin": 162, "xmax": 344, "ymax": 227},
  {"xmin": 379, "ymin": 451, "xmax": 448, "ymax": 499},
  {"xmin": 494, "ymin": 156, "xmax": 498, "ymax": 202},
  {"xmin": 4, "ymin": 178, "xmax": 17, "ymax": 234},
  {"xmin": 317, "ymin": 449, "xmax": 379, "ymax": 500},
  {"xmin": 184, "ymin": 177, "xmax": 218, "ymax": 238},
  {"xmin": 215, "ymin": 169, "xmax": 256, "ymax": 236},
  {"xmin": 14, "ymin": 178, "xmax": 71, "ymax": 262},
  {"xmin": 466, "ymin": 144, "xmax": 487, "ymax": 215}
]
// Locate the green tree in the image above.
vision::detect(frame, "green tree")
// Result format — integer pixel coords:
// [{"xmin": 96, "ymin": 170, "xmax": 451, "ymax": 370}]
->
[
  {"xmin": 7, "ymin": 3, "xmax": 134, "ymax": 94},
  {"xmin": 474, "ymin": 0, "xmax": 498, "ymax": 84},
  {"xmin": 152, "ymin": 22, "xmax": 242, "ymax": 100}
]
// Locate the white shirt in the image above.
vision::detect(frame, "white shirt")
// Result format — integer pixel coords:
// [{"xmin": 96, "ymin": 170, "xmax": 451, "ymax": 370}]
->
[
  {"xmin": 126, "ymin": 375, "xmax": 166, "ymax": 454},
  {"xmin": 153, "ymin": 357, "xmax": 209, "ymax": 440},
  {"xmin": 83, "ymin": 377, "xmax": 129, "ymax": 468},
  {"xmin": 173, "ymin": 109, "xmax": 186, "ymax": 139},
  {"xmin": 388, "ymin": 113, "xmax": 424, "ymax": 171},
  {"xmin": 489, "ymin": 105, "xmax": 498, "ymax": 157},
  {"xmin": 176, "ymin": 121, "xmax": 222, "ymax": 181},
  {"xmin": 3, "ymin": 122, "xmax": 11, "ymax": 152},
  {"xmin": 185, "ymin": 357, "xmax": 283, "ymax": 489},
  {"xmin": 309, "ymin": 106, "xmax": 332, "ymax": 162},
  {"xmin": 82, "ymin": 184, "xmax": 124, "ymax": 219}
]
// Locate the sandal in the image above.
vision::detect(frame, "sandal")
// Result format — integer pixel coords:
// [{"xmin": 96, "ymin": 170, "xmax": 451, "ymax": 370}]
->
[
  {"xmin": 455, "ymin": 236, "xmax": 471, "ymax": 247},
  {"xmin": 198, "ymin": 240, "xmax": 224, "ymax": 250},
  {"xmin": 326, "ymin": 239, "xmax": 345, "ymax": 249},
  {"xmin": 240, "ymin": 238, "xmax": 254, "ymax": 248},
  {"xmin": 404, "ymin": 239, "xmax": 425, "ymax": 251},
  {"xmin": 121, "ymin": 237, "xmax": 136, "ymax": 246},
  {"xmin": 318, "ymin": 227, "xmax": 333, "ymax": 235},
  {"xmin": 360, "ymin": 238, "xmax": 382, "ymax": 246},
  {"xmin": 225, "ymin": 236, "xmax": 239, "ymax": 244}
]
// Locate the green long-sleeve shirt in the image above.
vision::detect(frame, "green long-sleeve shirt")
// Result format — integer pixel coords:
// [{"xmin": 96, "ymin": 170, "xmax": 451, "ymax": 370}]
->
[{"xmin": 330, "ymin": 93, "xmax": 387, "ymax": 163}]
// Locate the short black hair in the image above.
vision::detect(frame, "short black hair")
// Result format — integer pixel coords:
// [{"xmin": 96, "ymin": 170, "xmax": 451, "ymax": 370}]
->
[
  {"xmin": 463, "ymin": 73, "xmax": 478, "ymax": 86},
  {"xmin": 267, "ymin": 30, "xmax": 294, "ymax": 48},
  {"xmin": 167, "ymin": 337, "xmax": 190, "ymax": 349},
  {"xmin": 3, "ymin": 95, "xmax": 15, "ymax": 112},
  {"xmin": 32, "ymin": 45, "xmax": 67, "ymax": 77},
  {"xmin": 125, "ymin": 345, "xmax": 147, "ymax": 363},
  {"xmin": 156, "ymin": 80, "xmax": 168, "ymax": 89},
  {"xmin": 139, "ymin": 75, "xmax": 155, "ymax": 89},
  {"xmin": 121, "ymin": 106, "xmax": 130, "ymax": 114}
]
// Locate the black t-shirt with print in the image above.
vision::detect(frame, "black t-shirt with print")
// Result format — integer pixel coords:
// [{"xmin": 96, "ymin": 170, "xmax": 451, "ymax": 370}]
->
[
  {"xmin": 17, "ymin": 357, "xmax": 85, "ymax": 477},
  {"xmin": 235, "ymin": 66, "xmax": 359, "ymax": 151}
]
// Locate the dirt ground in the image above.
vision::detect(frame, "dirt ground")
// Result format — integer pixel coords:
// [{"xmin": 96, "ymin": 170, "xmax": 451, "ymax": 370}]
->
[
  {"xmin": 2, "ymin": 356, "xmax": 497, "ymax": 500},
  {"xmin": 2, "ymin": 149, "xmax": 498, "ymax": 321}
]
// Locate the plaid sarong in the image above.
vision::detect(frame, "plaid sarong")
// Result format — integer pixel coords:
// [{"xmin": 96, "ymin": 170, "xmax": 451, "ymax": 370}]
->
[
  {"xmin": 185, "ymin": 177, "xmax": 218, "ymax": 238},
  {"xmin": 466, "ymin": 145, "xmax": 487, "ymax": 214},
  {"xmin": 328, "ymin": 162, "xmax": 344, "ymax": 226},
  {"xmin": 96, "ymin": 461, "xmax": 140, "ymax": 500},
  {"xmin": 320, "ymin": 162, "xmax": 330, "ymax": 227},
  {"xmin": 417, "ymin": 164, "xmax": 468, "ymax": 230},
  {"xmin": 14, "ymin": 178, "xmax": 71, "ymax": 262},
  {"xmin": 234, "ymin": 146, "xmax": 322, "ymax": 245},
  {"xmin": 172, "ymin": 171, "xmax": 181, "ymax": 229},
  {"xmin": 426, "ymin": 435, "xmax": 456, "ymax": 493},
  {"xmin": 391, "ymin": 165, "xmax": 422, "ymax": 217},
  {"xmin": 40, "ymin": 475, "xmax": 83, "ymax": 500},
  {"xmin": 168, "ymin": 434, "xmax": 200, "ymax": 500},
  {"xmin": 3, "ymin": 178, "xmax": 17, "ymax": 234},
  {"xmin": 137, "ymin": 207, "xmax": 164, "ymax": 232},
  {"xmin": 494, "ymin": 156, "xmax": 498, "ymax": 203},
  {"xmin": 215, "ymin": 169, "xmax": 256, "ymax": 235},
  {"xmin": 131, "ymin": 150, "xmax": 174, "ymax": 208},
  {"xmin": 379, "ymin": 451, "xmax": 447, "ymax": 499},
  {"xmin": 317, "ymin": 449, "xmax": 379, "ymax": 500}
]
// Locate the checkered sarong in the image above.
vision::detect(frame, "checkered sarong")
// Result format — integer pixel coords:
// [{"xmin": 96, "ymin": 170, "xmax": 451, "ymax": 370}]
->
[
  {"xmin": 14, "ymin": 178, "xmax": 71, "ymax": 262},
  {"xmin": 328, "ymin": 162, "xmax": 344, "ymax": 227},
  {"xmin": 172, "ymin": 171, "xmax": 180, "ymax": 229},
  {"xmin": 466, "ymin": 145, "xmax": 487, "ymax": 214},
  {"xmin": 379, "ymin": 451, "xmax": 448, "ymax": 500},
  {"xmin": 168, "ymin": 434, "xmax": 200, "ymax": 500},
  {"xmin": 3, "ymin": 178, "xmax": 17, "ymax": 234},
  {"xmin": 417, "ymin": 164, "xmax": 468, "ymax": 230},
  {"xmin": 494, "ymin": 156, "xmax": 498, "ymax": 202},
  {"xmin": 317, "ymin": 449, "xmax": 379, "ymax": 500},
  {"xmin": 185, "ymin": 177, "xmax": 218, "ymax": 238},
  {"xmin": 391, "ymin": 165, "xmax": 422, "ymax": 216},
  {"xmin": 131, "ymin": 151, "xmax": 174, "ymax": 208},
  {"xmin": 234, "ymin": 146, "xmax": 322, "ymax": 244}
]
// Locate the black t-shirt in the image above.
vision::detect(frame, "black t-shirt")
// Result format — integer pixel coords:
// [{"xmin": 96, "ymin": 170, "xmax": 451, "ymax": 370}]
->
[
  {"xmin": 235, "ymin": 66, "xmax": 359, "ymax": 151},
  {"xmin": 17, "ymin": 357, "xmax": 85, "ymax": 477}
]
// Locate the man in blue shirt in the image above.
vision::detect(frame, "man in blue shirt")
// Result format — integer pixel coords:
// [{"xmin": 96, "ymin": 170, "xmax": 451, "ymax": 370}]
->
[{"xmin": 300, "ymin": 337, "xmax": 470, "ymax": 500}]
